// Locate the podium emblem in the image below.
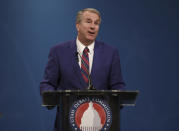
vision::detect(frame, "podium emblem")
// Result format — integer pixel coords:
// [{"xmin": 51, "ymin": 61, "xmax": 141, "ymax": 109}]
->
[{"xmin": 69, "ymin": 97, "xmax": 112, "ymax": 131}]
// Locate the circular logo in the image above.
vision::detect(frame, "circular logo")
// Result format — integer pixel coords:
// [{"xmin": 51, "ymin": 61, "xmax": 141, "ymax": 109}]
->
[{"xmin": 69, "ymin": 97, "xmax": 112, "ymax": 131}]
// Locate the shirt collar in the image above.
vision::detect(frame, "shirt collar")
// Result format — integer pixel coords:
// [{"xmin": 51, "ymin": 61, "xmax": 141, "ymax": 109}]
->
[{"xmin": 76, "ymin": 38, "xmax": 95, "ymax": 54}]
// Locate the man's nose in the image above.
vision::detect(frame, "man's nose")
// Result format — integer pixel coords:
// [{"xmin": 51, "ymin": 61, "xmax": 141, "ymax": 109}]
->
[{"xmin": 90, "ymin": 23, "xmax": 95, "ymax": 30}]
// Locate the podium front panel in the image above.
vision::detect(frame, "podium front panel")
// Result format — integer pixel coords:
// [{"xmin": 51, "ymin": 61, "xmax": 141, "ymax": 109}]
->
[{"xmin": 60, "ymin": 95, "xmax": 120, "ymax": 131}]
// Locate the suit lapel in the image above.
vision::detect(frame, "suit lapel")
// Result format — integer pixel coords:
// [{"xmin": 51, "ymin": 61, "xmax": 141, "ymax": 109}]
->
[
  {"xmin": 90, "ymin": 41, "xmax": 102, "ymax": 88},
  {"xmin": 70, "ymin": 40, "xmax": 87, "ymax": 89}
]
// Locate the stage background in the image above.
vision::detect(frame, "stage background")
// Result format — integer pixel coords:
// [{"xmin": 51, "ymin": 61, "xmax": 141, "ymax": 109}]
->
[{"xmin": 0, "ymin": 0, "xmax": 178, "ymax": 131}]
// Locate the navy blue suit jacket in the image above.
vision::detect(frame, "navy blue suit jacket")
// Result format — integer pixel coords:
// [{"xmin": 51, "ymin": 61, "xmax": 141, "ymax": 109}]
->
[
  {"xmin": 40, "ymin": 40, "xmax": 125, "ymax": 93},
  {"xmin": 40, "ymin": 40, "xmax": 125, "ymax": 131}
]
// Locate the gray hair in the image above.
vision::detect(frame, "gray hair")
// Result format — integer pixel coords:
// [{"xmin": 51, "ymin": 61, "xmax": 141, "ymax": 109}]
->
[{"xmin": 76, "ymin": 8, "xmax": 101, "ymax": 24}]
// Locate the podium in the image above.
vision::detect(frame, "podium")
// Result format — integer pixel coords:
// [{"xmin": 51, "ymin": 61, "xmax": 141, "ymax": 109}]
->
[{"xmin": 42, "ymin": 90, "xmax": 138, "ymax": 131}]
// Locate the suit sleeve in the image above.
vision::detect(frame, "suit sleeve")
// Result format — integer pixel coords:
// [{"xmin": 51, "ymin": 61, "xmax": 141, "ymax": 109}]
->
[
  {"xmin": 109, "ymin": 48, "xmax": 125, "ymax": 90},
  {"xmin": 39, "ymin": 47, "xmax": 60, "ymax": 95}
]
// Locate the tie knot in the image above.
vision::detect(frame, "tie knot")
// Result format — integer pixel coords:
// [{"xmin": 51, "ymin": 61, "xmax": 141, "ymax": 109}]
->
[{"xmin": 83, "ymin": 47, "xmax": 89, "ymax": 53}]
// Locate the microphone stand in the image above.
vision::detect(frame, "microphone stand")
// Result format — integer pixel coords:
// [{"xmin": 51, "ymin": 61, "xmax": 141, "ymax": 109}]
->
[{"xmin": 87, "ymin": 75, "xmax": 96, "ymax": 90}]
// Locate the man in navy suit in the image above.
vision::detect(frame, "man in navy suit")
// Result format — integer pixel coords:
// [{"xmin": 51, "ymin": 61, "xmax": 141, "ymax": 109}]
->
[{"xmin": 40, "ymin": 8, "xmax": 125, "ymax": 131}]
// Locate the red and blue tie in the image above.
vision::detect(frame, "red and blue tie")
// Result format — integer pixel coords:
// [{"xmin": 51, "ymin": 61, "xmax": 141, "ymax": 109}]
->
[{"xmin": 81, "ymin": 47, "xmax": 89, "ymax": 85}]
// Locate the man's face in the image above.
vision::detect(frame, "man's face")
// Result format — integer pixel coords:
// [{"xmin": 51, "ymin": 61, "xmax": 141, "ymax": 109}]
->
[{"xmin": 76, "ymin": 11, "xmax": 100, "ymax": 45}]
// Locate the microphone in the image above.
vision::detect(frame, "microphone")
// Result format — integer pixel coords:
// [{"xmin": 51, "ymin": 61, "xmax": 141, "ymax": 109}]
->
[{"xmin": 74, "ymin": 52, "xmax": 79, "ymax": 62}]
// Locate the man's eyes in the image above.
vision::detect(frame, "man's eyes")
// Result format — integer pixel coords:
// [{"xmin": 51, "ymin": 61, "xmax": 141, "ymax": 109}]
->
[
  {"xmin": 95, "ymin": 21, "xmax": 100, "ymax": 25},
  {"xmin": 86, "ymin": 20, "xmax": 92, "ymax": 23},
  {"xmin": 85, "ymin": 20, "xmax": 100, "ymax": 25}
]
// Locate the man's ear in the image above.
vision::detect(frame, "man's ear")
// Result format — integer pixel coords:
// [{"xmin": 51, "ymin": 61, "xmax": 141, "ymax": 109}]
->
[{"xmin": 76, "ymin": 23, "xmax": 79, "ymax": 31}]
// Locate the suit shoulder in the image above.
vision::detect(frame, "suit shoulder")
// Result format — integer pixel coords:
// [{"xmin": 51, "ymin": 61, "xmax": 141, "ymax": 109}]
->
[
  {"xmin": 50, "ymin": 40, "xmax": 74, "ymax": 52},
  {"xmin": 96, "ymin": 40, "xmax": 118, "ymax": 51}
]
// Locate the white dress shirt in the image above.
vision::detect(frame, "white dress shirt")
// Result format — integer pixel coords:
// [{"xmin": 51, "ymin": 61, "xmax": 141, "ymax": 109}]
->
[{"xmin": 76, "ymin": 38, "xmax": 94, "ymax": 74}]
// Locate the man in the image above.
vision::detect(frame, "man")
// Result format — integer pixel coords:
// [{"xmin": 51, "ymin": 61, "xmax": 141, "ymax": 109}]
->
[{"xmin": 40, "ymin": 8, "xmax": 125, "ymax": 131}]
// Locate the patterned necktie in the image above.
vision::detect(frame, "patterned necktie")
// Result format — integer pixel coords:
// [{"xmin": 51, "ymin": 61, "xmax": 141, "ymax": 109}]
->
[{"xmin": 81, "ymin": 47, "xmax": 89, "ymax": 85}]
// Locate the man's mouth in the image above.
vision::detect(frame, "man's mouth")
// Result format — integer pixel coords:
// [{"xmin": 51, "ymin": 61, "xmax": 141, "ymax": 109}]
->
[{"xmin": 88, "ymin": 31, "xmax": 95, "ymax": 35}]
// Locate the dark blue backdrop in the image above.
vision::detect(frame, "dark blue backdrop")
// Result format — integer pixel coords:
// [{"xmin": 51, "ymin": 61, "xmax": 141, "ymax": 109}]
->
[{"xmin": 0, "ymin": 0, "xmax": 178, "ymax": 131}]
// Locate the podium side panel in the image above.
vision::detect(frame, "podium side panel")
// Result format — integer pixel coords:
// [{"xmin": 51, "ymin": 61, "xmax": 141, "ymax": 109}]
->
[{"xmin": 108, "ymin": 96, "xmax": 120, "ymax": 131}]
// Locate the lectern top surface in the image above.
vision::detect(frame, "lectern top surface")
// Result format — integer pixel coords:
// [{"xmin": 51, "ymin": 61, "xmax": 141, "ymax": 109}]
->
[
  {"xmin": 42, "ymin": 90, "xmax": 139, "ymax": 106},
  {"xmin": 43, "ymin": 89, "xmax": 139, "ymax": 93}
]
